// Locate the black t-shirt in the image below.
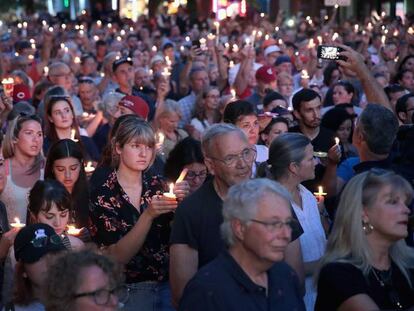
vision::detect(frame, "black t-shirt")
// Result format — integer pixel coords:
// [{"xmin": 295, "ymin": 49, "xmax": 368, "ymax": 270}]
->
[
  {"xmin": 290, "ymin": 126, "xmax": 335, "ymax": 192},
  {"xmin": 315, "ymin": 262, "xmax": 414, "ymax": 311},
  {"xmin": 170, "ymin": 179, "xmax": 304, "ymax": 269}
]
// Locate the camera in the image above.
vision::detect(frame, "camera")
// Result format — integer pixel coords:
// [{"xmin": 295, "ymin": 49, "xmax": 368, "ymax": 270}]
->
[{"xmin": 317, "ymin": 45, "xmax": 345, "ymax": 61}]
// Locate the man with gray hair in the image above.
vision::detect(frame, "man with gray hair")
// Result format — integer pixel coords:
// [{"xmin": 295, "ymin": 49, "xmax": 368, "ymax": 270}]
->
[
  {"xmin": 170, "ymin": 124, "xmax": 304, "ymax": 306},
  {"xmin": 179, "ymin": 179, "xmax": 305, "ymax": 311}
]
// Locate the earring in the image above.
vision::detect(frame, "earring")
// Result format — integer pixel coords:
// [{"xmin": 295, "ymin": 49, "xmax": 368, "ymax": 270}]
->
[{"xmin": 362, "ymin": 221, "xmax": 374, "ymax": 234}]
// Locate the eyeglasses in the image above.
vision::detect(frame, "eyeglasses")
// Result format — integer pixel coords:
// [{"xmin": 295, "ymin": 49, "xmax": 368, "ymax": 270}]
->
[
  {"xmin": 186, "ymin": 170, "xmax": 207, "ymax": 180},
  {"xmin": 209, "ymin": 148, "xmax": 257, "ymax": 167},
  {"xmin": 74, "ymin": 285, "xmax": 129, "ymax": 306},
  {"xmin": 250, "ymin": 218, "xmax": 299, "ymax": 233}
]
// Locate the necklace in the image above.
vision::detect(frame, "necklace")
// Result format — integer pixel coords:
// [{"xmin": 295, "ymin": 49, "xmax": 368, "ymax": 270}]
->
[{"xmin": 371, "ymin": 267, "xmax": 403, "ymax": 309}]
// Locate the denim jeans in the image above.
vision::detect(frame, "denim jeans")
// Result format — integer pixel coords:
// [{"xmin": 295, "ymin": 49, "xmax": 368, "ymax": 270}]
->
[{"xmin": 122, "ymin": 281, "xmax": 175, "ymax": 311}]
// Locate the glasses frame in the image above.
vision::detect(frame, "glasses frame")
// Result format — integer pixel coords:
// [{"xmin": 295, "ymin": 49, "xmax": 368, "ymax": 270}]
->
[
  {"xmin": 208, "ymin": 147, "xmax": 257, "ymax": 167},
  {"xmin": 249, "ymin": 218, "xmax": 299, "ymax": 233},
  {"xmin": 74, "ymin": 285, "xmax": 129, "ymax": 306}
]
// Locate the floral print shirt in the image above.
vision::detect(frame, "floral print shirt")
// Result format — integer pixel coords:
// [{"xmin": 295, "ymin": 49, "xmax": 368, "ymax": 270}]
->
[{"xmin": 89, "ymin": 170, "xmax": 172, "ymax": 283}]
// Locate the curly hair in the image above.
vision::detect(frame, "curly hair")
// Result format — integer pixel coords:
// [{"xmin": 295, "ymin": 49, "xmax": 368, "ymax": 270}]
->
[{"xmin": 44, "ymin": 250, "xmax": 124, "ymax": 311}]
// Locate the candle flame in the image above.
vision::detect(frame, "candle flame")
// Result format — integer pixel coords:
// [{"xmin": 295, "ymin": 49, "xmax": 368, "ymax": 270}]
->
[
  {"xmin": 169, "ymin": 183, "xmax": 174, "ymax": 194},
  {"xmin": 335, "ymin": 137, "xmax": 340, "ymax": 145}
]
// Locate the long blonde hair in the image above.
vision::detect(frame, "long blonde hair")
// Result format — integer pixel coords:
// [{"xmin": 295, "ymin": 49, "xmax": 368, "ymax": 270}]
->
[{"xmin": 315, "ymin": 170, "xmax": 414, "ymax": 285}]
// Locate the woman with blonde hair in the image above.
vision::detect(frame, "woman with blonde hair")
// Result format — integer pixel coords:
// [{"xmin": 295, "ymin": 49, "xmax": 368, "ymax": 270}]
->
[
  {"xmin": 1, "ymin": 114, "xmax": 44, "ymax": 222},
  {"xmin": 315, "ymin": 169, "xmax": 414, "ymax": 310}
]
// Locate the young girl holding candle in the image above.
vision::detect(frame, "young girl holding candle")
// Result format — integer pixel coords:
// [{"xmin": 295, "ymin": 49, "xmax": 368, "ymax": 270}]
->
[
  {"xmin": 27, "ymin": 179, "xmax": 83, "ymax": 251},
  {"xmin": 89, "ymin": 117, "xmax": 188, "ymax": 311},
  {"xmin": 1, "ymin": 114, "xmax": 44, "ymax": 223},
  {"xmin": 43, "ymin": 94, "xmax": 99, "ymax": 161},
  {"xmin": 44, "ymin": 139, "xmax": 90, "ymax": 228}
]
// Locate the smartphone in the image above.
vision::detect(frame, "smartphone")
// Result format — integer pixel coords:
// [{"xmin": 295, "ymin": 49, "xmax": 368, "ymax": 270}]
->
[{"xmin": 317, "ymin": 45, "xmax": 345, "ymax": 60}]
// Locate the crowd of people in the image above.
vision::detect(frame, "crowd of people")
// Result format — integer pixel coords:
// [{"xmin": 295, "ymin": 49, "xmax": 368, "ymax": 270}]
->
[{"xmin": 0, "ymin": 3, "xmax": 413, "ymax": 310}]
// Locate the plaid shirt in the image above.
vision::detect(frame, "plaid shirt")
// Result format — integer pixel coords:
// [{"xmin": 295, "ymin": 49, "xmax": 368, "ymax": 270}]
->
[{"xmin": 178, "ymin": 92, "xmax": 196, "ymax": 127}]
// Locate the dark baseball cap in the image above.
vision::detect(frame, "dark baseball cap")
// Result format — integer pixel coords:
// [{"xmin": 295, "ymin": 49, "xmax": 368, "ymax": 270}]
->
[
  {"xmin": 112, "ymin": 57, "xmax": 133, "ymax": 72},
  {"xmin": 14, "ymin": 223, "xmax": 67, "ymax": 263}
]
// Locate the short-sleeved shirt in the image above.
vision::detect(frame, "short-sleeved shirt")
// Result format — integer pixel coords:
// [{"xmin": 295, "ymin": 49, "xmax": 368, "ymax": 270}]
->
[
  {"xmin": 170, "ymin": 178, "xmax": 304, "ymax": 269},
  {"xmin": 170, "ymin": 179, "xmax": 223, "ymax": 268},
  {"xmin": 89, "ymin": 170, "xmax": 172, "ymax": 283},
  {"xmin": 315, "ymin": 262, "xmax": 414, "ymax": 310},
  {"xmin": 179, "ymin": 251, "xmax": 305, "ymax": 311}
]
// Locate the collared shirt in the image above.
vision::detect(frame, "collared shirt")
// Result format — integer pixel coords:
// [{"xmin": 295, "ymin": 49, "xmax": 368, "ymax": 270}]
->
[
  {"xmin": 89, "ymin": 170, "xmax": 172, "ymax": 283},
  {"xmin": 178, "ymin": 92, "xmax": 196, "ymax": 127},
  {"xmin": 179, "ymin": 251, "xmax": 305, "ymax": 311}
]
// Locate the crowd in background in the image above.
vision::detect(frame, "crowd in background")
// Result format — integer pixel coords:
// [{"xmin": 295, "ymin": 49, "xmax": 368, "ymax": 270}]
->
[{"xmin": 0, "ymin": 4, "xmax": 413, "ymax": 311}]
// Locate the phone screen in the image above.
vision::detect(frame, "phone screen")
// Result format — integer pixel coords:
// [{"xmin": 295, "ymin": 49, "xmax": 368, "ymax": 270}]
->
[{"xmin": 318, "ymin": 46, "xmax": 341, "ymax": 60}]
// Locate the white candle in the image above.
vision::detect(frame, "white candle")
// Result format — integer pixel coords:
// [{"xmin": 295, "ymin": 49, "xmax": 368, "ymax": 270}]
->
[
  {"xmin": 163, "ymin": 183, "xmax": 176, "ymax": 199},
  {"xmin": 335, "ymin": 137, "xmax": 340, "ymax": 145},
  {"xmin": 67, "ymin": 225, "xmax": 81, "ymax": 235},
  {"xmin": 301, "ymin": 70, "xmax": 310, "ymax": 79},
  {"xmin": 70, "ymin": 129, "xmax": 79, "ymax": 142},
  {"xmin": 10, "ymin": 217, "xmax": 25, "ymax": 228},
  {"xmin": 314, "ymin": 186, "xmax": 327, "ymax": 197},
  {"xmin": 84, "ymin": 161, "xmax": 95, "ymax": 173}
]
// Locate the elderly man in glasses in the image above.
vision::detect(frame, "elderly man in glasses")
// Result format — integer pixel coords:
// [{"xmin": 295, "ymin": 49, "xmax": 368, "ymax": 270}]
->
[
  {"xmin": 170, "ymin": 124, "xmax": 304, "ymax": 306},
  {"xmin": 179, "ymin": 179, "xmax": 305, "ymax": 311}
]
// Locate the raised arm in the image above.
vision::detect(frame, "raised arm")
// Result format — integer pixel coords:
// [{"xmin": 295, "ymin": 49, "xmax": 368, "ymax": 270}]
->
[{"xmin": 337, "ymin": 44, "xmax": 391, "ymax": 110}]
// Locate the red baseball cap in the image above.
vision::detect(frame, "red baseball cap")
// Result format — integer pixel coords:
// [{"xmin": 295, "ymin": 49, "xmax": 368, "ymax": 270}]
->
[
  {"xmin": 13, "ymin": 84, "xmax": 31, "ymax": 103},
  {"xmin": 255, "ymin": 65, "xmax": 277, "ymax": 84},
  {"xmin": 118, "ymin": 95, "xmax": 149, "ymax": 119}
]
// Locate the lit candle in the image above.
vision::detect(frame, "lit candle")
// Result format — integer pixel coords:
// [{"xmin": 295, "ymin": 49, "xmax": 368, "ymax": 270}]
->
[
  {"xmin": 10, "ymin": 217, "xmax": 25, "ymax": 229},
  {"xmin": 82, "ymin": 112, "xmax": 89, "ymax": 118},
  {"xmin": 301, "ymin": 70, "xmax": 310, "ymax": 79},
  {"xmin": 214, "ymin": 21, "xmax": 220, "ymax": 45},
  {"xmin": 97, "ymin": 20, "xmax": 102, "ymax": 27},
  {"xmin": 74, "ymin": 56, "xmax": 81, "ymax": 64},
  {"xmin": 162, "ymin": 67, "xmax": 171, "ymax": 77},
  {"xmin": 207, "ymin": 33, "xmax": 215, "ymax": 41},
  {"xmin": 70, "ymin": 129, "xmax": 78, "ymax": 142},
  {"xmin": 230, "ymin": 88, "xmax": 236, "ymax": 99},
  {"xmin": 176, "ymin": 168, "xmax": 189, "ymax": 183},
  {"xmin": 409, "ymin": 27, "xmax": 414, "ymax": 35},
  {"xmin": 163, "ymin": 183, "xmax": 177, "ymax": 199},
  {"xmin": 2, "ymin": 78, "xmax": 14, "ymax": 97},
  {"xmin": 61, "ymin": 23, "xmax": 66, "ymax": 30},
  {"xmin": 367, "ymin": 23, "xmax": 373, "ymax": 32},
  {"xmin": 66, "ymin": 225, "xmax": 81, "ymax": 235},
  {"xmin": 314, "ymin": 186, "xmax": 327, "ymax": 197},
  {"xmin": 199, "ymin": 38, "xmax": 207, "ymax": 50},
  {"xmin": 152, "ymin": 45, "xmax": 157, "ymax": 53},
  {"xmin": 332, "ymin": 32, "xmax": 339, "ymax": 41},
  {"xmin": 232, "ymin": 44, "xmax": 239, "ymax": 53},
  {"xmin": 44, "ymin": 66, "xmax": 49, "ymax": 76},
  {"xmin": 48, "ymin": 26, "xmax": 54, "ymax": 33},
  {"xmin": 335, "ymin": 137, "xmax": 340, "ymax": 145},
  {"xmin": 308, "ymin": 38, "xmax": 315, "ymax": 49},
  {"xmin": 84, "ymin": 161, "xmax": 95, "ymax": 173},
  {"xmin": 157, "ymin": 132, "xmax": 165, "ymax": 145}
]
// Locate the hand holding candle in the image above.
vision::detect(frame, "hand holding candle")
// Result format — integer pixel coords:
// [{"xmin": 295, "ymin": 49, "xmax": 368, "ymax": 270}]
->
[
  {"xmin": 2, "ymin": 78, "xmax": 14, "ymax": 97},
  {"xmin": 163, "ymin": 183, "xmax": 177, "ymax": 199}
]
